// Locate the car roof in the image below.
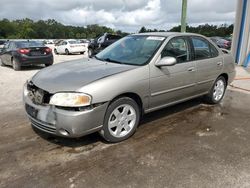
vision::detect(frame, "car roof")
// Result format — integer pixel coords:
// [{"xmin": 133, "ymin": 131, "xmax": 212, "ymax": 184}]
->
[{"xmin": 133, "ymin": 32, "xmax": 206, "ymax": 38}]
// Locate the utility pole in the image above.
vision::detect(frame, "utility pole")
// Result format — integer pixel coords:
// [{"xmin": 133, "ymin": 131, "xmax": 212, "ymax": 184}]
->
[{"xmin": 181, "ymin": 0, "xmax": 187, "ymax": 32}]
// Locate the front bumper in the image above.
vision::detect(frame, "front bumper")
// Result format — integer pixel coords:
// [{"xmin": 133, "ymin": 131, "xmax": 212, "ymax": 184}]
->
[{"xmin": 23, "ymin": 84, "xmax": 108, "ymax": 138}]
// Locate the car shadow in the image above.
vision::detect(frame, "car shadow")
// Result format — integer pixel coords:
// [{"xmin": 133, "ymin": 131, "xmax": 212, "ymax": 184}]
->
[
  {"xmin": 34, "ymin": 97, "xmax": 204, "ymax": 148},
  {"xmin": 1, "ymin": 64, "xmax": 44, "ymax": 71}
]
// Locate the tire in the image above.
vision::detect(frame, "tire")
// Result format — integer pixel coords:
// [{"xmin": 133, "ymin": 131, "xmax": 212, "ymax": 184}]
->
[
  {"xmin": 65, "ymin": 49, "xmax": 69, "ymax": 55},
  {"xmin": 12, "ymin": 59, "xmax": 21, "ymax": 71},
  {"xmin": 99, "ymin": 97, "xmax": 140, "ymax": 143},
  {"xmin": 45, "ymin": 63, "xmax": 52, "ymax": 67},
  {"xmin": 0, "ymin": 58, "xmax": 4, "ymax": 67},
  {"xmin": 54, "ymin": 49, "xmax": 59, "ymax": 55},
  {"xmin": 88, "ymin": 48, "xmax": 93, "ymax": 58},
  {"xmin": 204, "ymin": 76, "xmax": 227, "ymax": 104}
]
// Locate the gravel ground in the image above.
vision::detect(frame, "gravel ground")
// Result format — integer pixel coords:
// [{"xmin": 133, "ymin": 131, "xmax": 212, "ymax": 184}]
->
[{"xmin": 0, "ymin": 52, "xmax": 250, "ymax": 188}]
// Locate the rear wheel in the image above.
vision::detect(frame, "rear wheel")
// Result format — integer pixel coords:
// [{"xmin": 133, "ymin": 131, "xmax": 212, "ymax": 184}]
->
[
  {"xmin": 12, "ymin": 59, "xmax": 21, "ymax": 71},
  {"xmin": 65, "ymin": 49, "xmax": 69, "ymax": 55},
  {"xmin": 204, "ymin": 76, "xmax": 227, "ymax": 104},
  {"xmin": 54, "ymin": 49, "xmax": 59, "ymax": 55},
  {"xmin": 99, "ymin": 97, "xmax": 140, "ymax": 143}
]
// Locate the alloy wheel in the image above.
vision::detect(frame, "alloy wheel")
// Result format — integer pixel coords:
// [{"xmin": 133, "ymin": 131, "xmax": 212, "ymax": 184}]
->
[
  {"xmin": 213, "ymin": 79, "xmax": 225, "ymax": 101},
  {"xmin": 108, "ymin": 104, "xmax": 136, "ymax": 138}
]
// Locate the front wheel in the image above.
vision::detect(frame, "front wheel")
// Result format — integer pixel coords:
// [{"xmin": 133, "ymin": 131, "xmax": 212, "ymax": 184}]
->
[
  {"xmin": 65, "ymin": 49, "xmax": 70, "ymax": 55},
  {"xmin": 88, "ymin": 48, "xmax": 93, "ymax": 58},
  {"xmin": 99, "ymin": 97, "xmax": 140, "ymax": 143},
  {"xmin": 204, "ymin": 76, "xmax": 227, "ymax": 104}
]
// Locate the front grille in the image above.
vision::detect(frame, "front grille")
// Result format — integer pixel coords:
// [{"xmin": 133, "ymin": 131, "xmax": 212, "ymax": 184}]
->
[
  {"xmin": 30, "ymin": 118, "xmax": 56, "ymax": 134},
  {"xmin": 27, "ymin": 81, "xmax": 51, "ymax": 105}
]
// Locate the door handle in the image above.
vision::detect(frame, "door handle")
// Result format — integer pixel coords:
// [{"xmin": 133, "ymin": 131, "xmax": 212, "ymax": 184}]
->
[
  {"xmin": 187, "ymin": 67, "xmax": 195, "ymax": 72},
  {"xmin": 217, "ymin": 62, "xmax": 223, "ymax": 66}
]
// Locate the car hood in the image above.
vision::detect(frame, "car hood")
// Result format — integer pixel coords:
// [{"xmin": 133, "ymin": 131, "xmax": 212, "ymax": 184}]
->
[{"xmin": 31, "ymin": 58, "xmax": 137, "ymax": 93}]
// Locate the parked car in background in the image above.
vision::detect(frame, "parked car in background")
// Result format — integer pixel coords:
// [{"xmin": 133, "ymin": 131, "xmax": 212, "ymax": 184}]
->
[
  {"xmin": 0, "ymin": 39, "xmax": 7, "ymax": 49},
  {"xmin": 0, "ymin": 40, "xmax": 53, "ymax": 71},
  {"xmin": 79, "ymin": 39, "xmax": 90, "ymax": 48},
  {"xmin": 88, "ymin": 33, "xmax": 122, "ymax": 57},
  {"xmin": 223, "ymin": 36, "xmax": 232, "ymax": 42},
  {"xmin": 54, "ymin": 39, "xmax": 87, "ymax": 55},
  {"xmin": 23, "ymin": 32, "xmax": 235, "ymax": 142},
  {"xmin": 210, "ymin": 37, "xmax": 231, "ymax": 49},
  {"xmin": 54, "ymin": 39, "xmax": 63, "ymax": 46}
]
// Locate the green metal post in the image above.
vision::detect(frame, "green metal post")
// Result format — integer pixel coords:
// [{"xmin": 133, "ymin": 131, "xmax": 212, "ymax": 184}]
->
[{"xmin": 181, "ymin": 0, "xmax": 187, "ymax": 32}]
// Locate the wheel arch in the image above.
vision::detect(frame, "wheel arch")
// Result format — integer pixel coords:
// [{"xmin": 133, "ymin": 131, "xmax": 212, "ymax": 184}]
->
[
  {"xmin": 218, "ymin": 73, "xmax": 228, "ymax": 85},
  {"xmin": 110, "ymin": 92, "xmax": 144, "ymax": 116}
]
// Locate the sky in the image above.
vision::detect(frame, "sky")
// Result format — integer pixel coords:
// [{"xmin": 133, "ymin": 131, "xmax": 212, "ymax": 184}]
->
[{"xmin": 0, "ymin": 0, "xmax": 237, "ymax": 32}]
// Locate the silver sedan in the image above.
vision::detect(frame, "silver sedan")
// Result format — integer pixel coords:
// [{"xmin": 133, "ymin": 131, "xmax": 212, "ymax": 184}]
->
[{"xmin": 23, "ymin": 32, "xmax": 236, "ymax": 142}]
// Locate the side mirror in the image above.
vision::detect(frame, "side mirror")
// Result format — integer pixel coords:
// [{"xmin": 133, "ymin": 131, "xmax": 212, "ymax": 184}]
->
[{"xmin": 155, "ymin": 56, "xmax": 177, "ymax": 67}]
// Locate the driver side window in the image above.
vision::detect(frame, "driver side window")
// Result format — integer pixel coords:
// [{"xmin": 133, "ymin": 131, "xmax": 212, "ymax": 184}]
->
[{"xmin": 161, "ymin": 37, "xmax": 190, "ymax": 63}]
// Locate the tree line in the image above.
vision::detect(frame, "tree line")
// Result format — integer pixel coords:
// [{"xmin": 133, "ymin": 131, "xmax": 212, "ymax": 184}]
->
[
  {"xmin": 0, "ymin": 18, "xmax": 129, "ymax": 39},
  {"xmin": 139, "ymin": 24, "xmax": 234, "ymax": 37},
  {"xmin": 0, "ymin": 18, "xmax": 233, "ymax": 39}
]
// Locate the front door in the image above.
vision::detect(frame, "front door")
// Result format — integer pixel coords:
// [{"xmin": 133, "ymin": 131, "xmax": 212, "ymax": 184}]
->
[{"xmin": 149, "ymin": 37, "xmax": 197, "ymax": 110}]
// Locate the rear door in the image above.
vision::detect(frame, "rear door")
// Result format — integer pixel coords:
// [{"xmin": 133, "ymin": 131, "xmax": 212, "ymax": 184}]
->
[
  {"xmin": 190, "ymin": 36, "xmax": 223, "ymax": 94},
  {"xmin": 149, "ymin": 36, "xmax": 197, "ymax": 109}
]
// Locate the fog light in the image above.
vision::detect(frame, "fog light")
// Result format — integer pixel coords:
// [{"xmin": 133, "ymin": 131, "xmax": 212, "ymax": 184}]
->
[{"xmin": 59, "ymin": 129, "xmax": 70, "ymax": 136}]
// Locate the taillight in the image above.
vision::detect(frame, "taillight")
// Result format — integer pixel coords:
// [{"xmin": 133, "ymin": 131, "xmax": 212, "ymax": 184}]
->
[
  {"xmin": 18, "ymin": 49, "xmax": 30, "ymax": 54},
  {"xmin": 224, "ymin": 41, "xmax": 230, "ymax": 46},
  {"xmin": 45, "ymin": 47, "xmax": 52, "ymax": 53}
]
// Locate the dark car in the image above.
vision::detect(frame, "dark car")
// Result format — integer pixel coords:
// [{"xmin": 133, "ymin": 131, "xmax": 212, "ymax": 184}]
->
[
  {"xmin": 210, "ymin": 37, "xmax": 231, "ymax": 49},
  {"xmin": 88, "ymin": 33, "xmax": 122, "ymax": 57},
  {"xmin": 0, "ymin": 40, "xmax": 53, "ymax": 71}
]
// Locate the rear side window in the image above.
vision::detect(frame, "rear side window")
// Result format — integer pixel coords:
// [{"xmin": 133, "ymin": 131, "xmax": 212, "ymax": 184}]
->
[
  {"xmin": 161, "ymin": 37, "xmax": 190, "ymax": 63},
  {"xmin": 191, "ymin": 37, "xmax": 218, "ymax": 60},
  {"xmin": 210, "ymin": 44, "xmax": 219, "ymax": 57}
]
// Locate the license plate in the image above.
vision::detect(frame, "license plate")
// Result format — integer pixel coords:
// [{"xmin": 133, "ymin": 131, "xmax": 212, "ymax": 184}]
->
[{"xmin": 31, "ymin": 51, "xmax": 42, "ymax": 56}]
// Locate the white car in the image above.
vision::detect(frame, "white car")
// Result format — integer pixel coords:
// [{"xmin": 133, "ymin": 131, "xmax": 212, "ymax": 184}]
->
[{"xmin": 54, "ymin": 40, "xmax": 88, "ymax": 55}]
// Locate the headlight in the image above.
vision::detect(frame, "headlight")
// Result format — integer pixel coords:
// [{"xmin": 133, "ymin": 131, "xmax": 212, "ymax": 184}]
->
[{"xmin": 49, "ymin": 93, "xmax": 91, "ymax": 107}]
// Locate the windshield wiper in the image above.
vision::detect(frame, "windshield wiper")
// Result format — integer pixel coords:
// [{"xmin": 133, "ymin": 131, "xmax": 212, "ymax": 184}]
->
[
  {"xmin": 94, "ymin": 55, "xmax": 104, "ymax": 61},
  {"xmin": 103, "ymin": 58, "xmax": 124, "ymax": 64}
]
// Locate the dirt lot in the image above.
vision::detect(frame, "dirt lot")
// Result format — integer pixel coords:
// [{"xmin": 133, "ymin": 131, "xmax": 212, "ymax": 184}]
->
[{"xmin": 0, "ymin": 53, "xmax": 250, "ymax": 188}]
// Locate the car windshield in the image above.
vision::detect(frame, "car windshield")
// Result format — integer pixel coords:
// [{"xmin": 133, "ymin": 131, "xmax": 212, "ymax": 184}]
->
[
  {"xmin": 16, "ymin": 41, "xmax": 45, "ymax": 48},
  {"xmin": 96, "ymin": 35, "xmax": 165, "ymax": 66}
]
